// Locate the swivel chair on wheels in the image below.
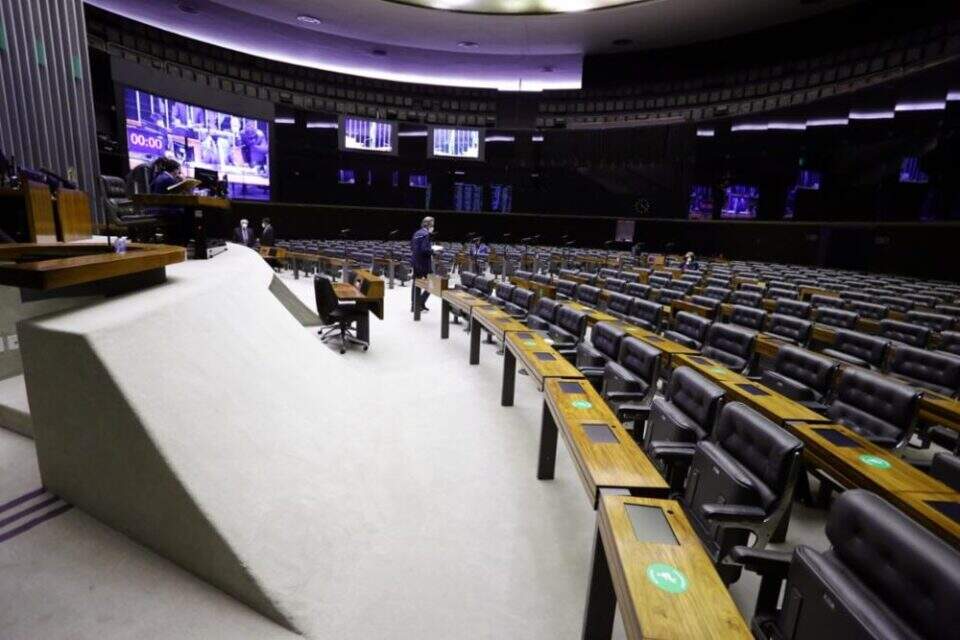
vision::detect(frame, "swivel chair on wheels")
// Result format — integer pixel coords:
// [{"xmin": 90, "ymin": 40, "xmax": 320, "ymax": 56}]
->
[{"xmin": 314, "ymin": 276, "xmax": 369, "ymax": 354}]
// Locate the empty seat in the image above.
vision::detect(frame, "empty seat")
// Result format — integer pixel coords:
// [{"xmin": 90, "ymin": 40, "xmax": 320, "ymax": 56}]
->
[
  {"xmin": 939, "ymin": 331, "xmax": 960, "ymax": 358},
  {"xmin": 649, "ymin": 274, "xmax": 672, "ymax": 288},
  {"xmin": 682, "ymin": 402, "xmax": 803, "ymax": 581},
  {"xmin": 879, "ymin": 319, "xmax": 930, "ymax": 348},
  {"xmin": 644, "ymin": 367, "xmax": 725, "ymax": 491},
  {"xmin": 886, "ymin": 345, "xmax": 960, "ymax": 397},
  {"xmin": 627, "ymin": 299, "xmax": 664, "ymax": 332},
  {"xmin": 729, "ymin": 305, "xmax": 766, "ymax": 331},
  {"xmin": 468, "ymin": 275, "xmax": 495, "ymax": 299},
  {"xmin": 907, "ymin": 310, "xmax": 956, "ymax": 332},
  {"xmin": 504, "ymin": 287, "xmax": 535, "ymax": 319},
  {"xmin": 774, "ymin": 298, "xmax": 812, "ymax": 319},
  {"xmin": 878, "ymin": 295, "xmax": 914, "ymax": 313},
  {"xmin": 599, "ymin": 268, "xmax": 619, "ymax": 280},
  {"xmin": 906, "ymin": 292, "xmax": 940, "ymax": 308},
  {"xmin": 840, "ymin": 290, "xmax": 872, "ymax": 303},
  {"xmin": 767, "ymin": 287, "xmax": 799, "ymax": 300},
  {"xmin": 575, "ymin": 284, "xmax": 602, "ymax": 307},
  {"xmin": 706, "ymin": 277, "xmax": 732, "ymax": 289},
  {"xmin": 625, "ymin": 282, "xmax": 651, "ymax": 299},
  {"xmin": 526, "ymin": 298, "xmax": 561, "ymax": 331},
  {"xmin": 761, "ymin": 345, "xmax": 838, "ymax": 410},
  {"xmin": 666, "ymin": 281, "xmax": 695, "ymax": 296},
  {"xmin": 739, "ymin": 282, "xmax": 765, "ymax": 295},
  {"xmin": 689, "ymin": 295, "xmax": 720, "ymax": 317},
  {"xmin": 827, "ymin": 367, "xmax": 920, "ymax": 449},
  {"xmin": 459, "ymin": 271, "xmax": 477, "ymax": 290},
  {"xmin": 555, "ymin": 279, "xmax": 577, "ymax": 300},
  {"xmin": 664, "ymin": 311, "xmax": 712, "ymax": 350},
  {"xmin": 846, "ymin": 300, "xmax": 889, "ymax": 321},
  {"xmin": 936, "ymin": 304, "xmax": 960, "ymax": 318},
  {"xmin": 656, "ymin": 288, "xmax": 684, "ymax": 304},
  {"xmin": 547, "ymin": 306, "xmax": 589, "ymax": 360},
  {"xmin": 765, "ymin": 313, "xmax": 813, "ymax": 346},
  {"xmin": 575, "ymin": 322, "xmax": 628, "ymax": 388},
  {"xmin": 821, "ymin": 329, "xmax": 889, "ymax": 369},
  {"xmin": 604, "ymin": 277, "xmax": 626, "ymax": 293},
  {"xmin": 730, "ymin": 290, "xmax": 762, "ymax": 309},
  {"xmin": 531, "ymin": 273, "xmax": 552, "ymax": 285},
  {"xmin": 602, "ymin": 337, "xmax": 663, "ymax": 431},
  {"xmin": 733, "ymin": 490, "xmax": 960, "ymax": 640},
  {"xmin": 558, "ymin": 269, "xmax": 579, "ymax": 281},
  {"xmin": 703, "ymin": 286, "xmax": 732, "ymax": 302},
  {"xmin": 816, "ymin": 307, "xmax": 859, "ymax": 330},
  {"xmin": 490, "ymin": 282, "xmax": 515, "ymax": 308},
  {"xmin": 604, "ymin": 292, "xmax": 633, "ymax": 320},
  {"xmin": 702, "ymin": 323, "xmax": 757, "ymax": 373},
  {"xmin": 513, "ymin": 270, "xmax": 533, "ymax": 281},
  {"xmin": 811, "ymin": 294, "xmax": 845, "ymax": 309}
]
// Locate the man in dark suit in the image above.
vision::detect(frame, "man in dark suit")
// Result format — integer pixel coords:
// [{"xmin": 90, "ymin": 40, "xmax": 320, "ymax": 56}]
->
[
  {"xmin": 260, "ymin": 218, "xmax": 275, "ymax": 247},
  {"xmin": 149, "ymin": 158, "xmax": 181, "ymax": 194},
  {"xmin": 233, "ymin": 219, "xmax": 256, "ymax": 247},
  {"xmin": 410, "ymin": 216, "xmax": 435, "ymax": 312}
]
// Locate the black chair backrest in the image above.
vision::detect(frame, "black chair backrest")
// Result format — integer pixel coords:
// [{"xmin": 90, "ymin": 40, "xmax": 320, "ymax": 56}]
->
[
  {"xmin": 828, "ymin": 367, "xmax": 920, "ymax": 446},
  {"xmin": 936, "ymin": 304, "xmax": 960, "ymax": 318},
  {"xmin": 739, "ymin": 282, "xmax": 765, "ymax": 295},
  {"xmin": 513, "ymin": 270, "xmax": 533, "ymax": 280},
  {"xmin": 606, "ymin": 292, "xmax": 633, "ymax": 316},
  {"xmin": 559, "ymin": 268, "xmax": 579, "ymax": 280},
  {"xmin": 879, "ymin": 319, "xmax": 930, "ymax": 348},
  {"xmin": 703, "ymin": 286, "xmax": 732, "ymax": 302},
  {"xmin": 495, "ymin": 282, "xmax": 515, "ymax": 302},
  {"xmin": 667, "ymin": 367, "xmax": 725, "ymax": 431},
  {"xmin": 532, "ymin": 273, "xmax": 552, "ymax": 285},
  {"xmin": 931, "ymin": 453, "xmax": 960, "ymax": 492},
  {"xmin": 605, "ymin": 277, "xmax": 626, "ymax": 293},
  {"xmin": 713, "ymin": 402, "xmax": 803, "ymax": 510},
  {"xmin": 905, "ymin": 293, "xmax": 940, "ymax": 308},
  {"xmin": 629, "ymin": 299, "xmax": 664, "ymax": 330},
  {"xmin": 690, "ymin": 295, "xmax": 719, "ymax": 312},
  {"xmin": 848, "ymin": 300, "xmax": 889, "ymax": 320},
  {"xmin": 767, "ymin": 313, "xmax": 812, "ymax": 344},
  {"xmin": 878, "ymin": 295, "xmax": 914, "ymax": 313},
  {"xmin": 533, "ymin": 298, "xmax": 561, "ymax": 323},
  {"xmin": 888, "ymin": 345, "xmax": 960, "ymax": 397},
  {"xmin": 101, "ymin": 174, "xmax": 129, "ymax": 199},
  {"xmin": 556, "ymin": 279, "xmax": 577, "ymax": 298},
  {"xmin": 840, "ymin": 290, "xmax": 872, "ymax": 304},
  {"xmin": 657, "ymin": 288, "xmax": 684, "ymax": 304},
  {"xmin": 510, "ymin": 287, "xmax": 536, "ymax": 311},
  {"xmin": 774, "ymin": 298, "xmax": 811, "ymax": 319},
  {"xmin": 617, "ymin": 337, "xmax": 661, "ymax": 385},
  {"xmin": 671, "ymin": 311, "xmax": 712, "ymax": 344},
  {"xmin": 939, "ymin": 331, "xmax": 960, "ymax": 357},
  {"xmin": 576, "ymin": 284, "xmax": 601, "ymax": 305},
  {"xmin": 772, "ymin": 345, "xmax": 839, "ymax": 398},
  {"xmin": 313, "ymin": 276, "xmax": 340, "ymax": 323},
  {"xmin": 825, "ymin": 490, "xmax": 960, "ymax": 640},
  {"xmin": 767, "ymin": 287, "xmax": 799, "ymax": 300},
  {"xmin": 907, "ymin": 310, "xmax": 955, "ymax": 332},
  {"xmin": 730, "ymin": 290, "xmax": 762, "ymax": 308},
  {"xmin": 811, "ymin": 294, "xmax": 845, "ymax": 309},
  {"xmin": 591, "ymin": 323, "xmax": 628, "ymax": 360},
  {"xmin": 649, "ymin": 275, "xmax": 672, "ymax": 288},
  {"xmin": 817, "ymin": 306, "xmax": 859, "ymax": 329},
  {"xmin": 460, "ymin": 271, "xmax": 477, "ymax": 288},
  {"xmin": 626, "ymin": 282, "xmax": 651, "ymax": 299},
  {"xmin": 832, "ymin": 329, "xmax": 889, "ymax": 368},
  {"xmin": 556, "ymin": 306, "xmax": 588, "ymax": 338},
  {"xmin": 706, "ymin": 277, "xmax": 731, "ymax": 288},
  {"xmin": 702, "ymin": 323, "xmax": 757, "ymax": 370},
  {"xmin": 729, "ymin": 305, "xmax": 766, "ymax": 330}
]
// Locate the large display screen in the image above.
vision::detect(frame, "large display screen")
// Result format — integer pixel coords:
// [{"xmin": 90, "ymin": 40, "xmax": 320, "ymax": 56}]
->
[
  {"xmin": 688, "ymin": 185, "xmax": 714, "ymax": 219},
  {"xmin": 899, "ymin": 157, "xmax": 929, "ymax": 184},
  {"xmin": 721, "ymin": 185, "xmax": 759, "ymax": 219},
  {"xmin": 430, "ymin": 127, "xmax": 484, "ymax": 160},
  {"xmin": 339, "ymin": 116, "xmax": 398, "ymax": 155},
  {"xmin": 123, "ymin": 87, "xmax": 270, "ymax": 200}
]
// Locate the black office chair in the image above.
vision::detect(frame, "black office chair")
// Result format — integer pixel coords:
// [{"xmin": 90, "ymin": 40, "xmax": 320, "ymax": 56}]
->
[
  {"xmin": 701, "ymin": 323, "xmax": 757, "ymax": 374},
  {"xmin": 604, "ymin": 277, "xmax": 626, "ymax": 293},
  {"xmin": 774, "ymin": 298, "xmax": 812, "ymax": 319},
  {"xmin": 575, "ymin": 284, "xmax": 602, "ymax": 308},
  {"xmin": 604, "ymin": 292, "xmax": 633, "ymax": 320},
  {"xmin": 702, "ymin": 286, "xmax": 732, "ymax": 302},
  {"xmin": 313, "ymin": 276, "xmax": 368, "ymax": 354},
  {"xmin": 810, "ymin": 294, "xmax": 845, "ymax": 309},
  {"xmin": 878, "ymin": 294, "xmax": 914, "ymax": 313},
  {"xmin": 575, "ymin": 322, "xmax": 628, "ymax": 389},
  {"xmin": 821, "ymin": 329, "xmax": 890, "ymax": 369},
  {"xmin": 827, "ymin": 367, "xmax": 920, "ymax": 450},
  {"xmin": 656, "ymin": 287, "xmax": 685, "ymax": 305},
  {"xmin": 730, "ymin": 305, "xmax": 767, "ymax": 331},
  {"xmin": 760, "ymin": 345, "xmax": 838, "ymax": 413},
  {"xmin": 816, "ymin": 307, "xmax": 859, "ymax": 330},
  {"xmin": 768, "ymin": 287, "xmax": 799, "ymax": 301},
  {"xmin": 766, "ymin": 313, "xmax": 813, "ymax": 346},
  {"xmin": 939, "ymin": 331, "xmax": 960, "ymax": 358},
  {"xmin": 490, "ymin": 282, "xmax": 515, "ymax": 308},
  {"xmin": 100, "ymin": 174, "xmax": 159, "ymax": 240},
  {"xmin": 681, "ymin": 402, "xmax": 804, "ymax": 583},
  {"xmin": 931, "ymin": 452, "xmax": 960, "ymax": 491},
  {"xmin": 526, "ymin": 298, "xmax": 561, "ymax": 331},
  {"xmin": 690, "ymin": 294, "xmax": 721, "ymax": 319},
  {"xmin": 847, "ymin": 300, "xmax": 889, "ymax": 321},
  {"xmin": 504, "ymin": 287, "xmax": 535, "ymax": 319},
  {"xmin": 886, "ymin": 345, "xmax": 960, "ymax": 398},
  {"xmin": 879, "ymin": 319, "xmax": 930, "ymax": 348},
  {"xmin": 627, "ymin": 299, "xmax": 664, "ymax": 332},
  {"xmin": 643, "ymin": 367, "xmax": 725, "ymax": 492},
  {"xmin": 468, "ymin": 275, "xmax": 496, "ymax": 299},
  {"xmin": 664, "ymin": 311, "xmax": 712, "ymax": 350},
  {"xmin": 625, "ymin": 282, "xmax": 651, "ymax": 299},
  {"xmin": 458, "ymin": 271, "xmax": 478, "ymax": 290},
  {"xmin": 730, "ymin": 290, "xmax": 763, "ymax": 309},
  {"xmin": 908, "ymin": 310, "xmax": 956, "ymax": 333},
  {"xmin": 547, "ymin": 306, "xmax": 588, "ymax": 361},
  {"xmin": 555, "ymin": 279, "xmax": 577, "ymax": 300},
  {"xmin": 732, "ymin": 490, "xmax": 960, "ymax": 640},
  {"xmin": 601, "ymin": 337, "xmax": 663, "ymax": 433}
]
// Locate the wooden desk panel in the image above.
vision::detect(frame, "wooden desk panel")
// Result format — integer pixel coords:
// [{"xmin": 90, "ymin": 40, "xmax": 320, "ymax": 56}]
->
[
  {"xmin": 332, "ymin": 282, "xmax": 380, "ymax": 303},
  {"xmin": 672, "ymin": 354, "xmax": 750, "ymax": 384},
  {"xmin": 563, "ymin": 301, "xmax": 618, "ymax": 326},
  {"xmin": 897, "ymin": 492, "xmax": 960, "ymax": 550},
  {"xmin": 608, "ymin": 322, "xmax": 699, "ymax": 366},
  {"xmin": 472, "ymin": 306, "xmax": 528, "ymax": 342},
  {"xmin": 504, "ymin": 331, "xmax": 583, "ymax": 389},
  {"xmin": 670, "ymin": 298, "xmax": 716, "ymax": 320},
  {"xmin": 542, "ymin": 379, "xmax": 669, "ymax": 506},
  {"xmin": 595, "ymin": 495, "xmax": 752, "ymax": 640},
  {"xmin": 755, "ymin": 334, "xmax": 790, "ymax": 360},
  {"xmin": 441, "ymin": 289, "xmax": 490, "ymax": 315},
  {"xmin": 919, "ymin": 392, "xmax": 960, "ymax": 435},
  {"xmin": 130, "ymin": 194, "xmax": 231, "ymax": 209},
  {"xmin": 415, "ymin": 274, "xmax": 448, "ymax": 297},
  {"xmin": 720, "ymin": 380, "xmax": 829, "ymax": 425},
  {"xmin": 24, "ymin": 180, "xmax": 57, "ymax": 244},
  {"xmin": 55, "ymin": 188, "xmax": 93, "ymax": 242}
]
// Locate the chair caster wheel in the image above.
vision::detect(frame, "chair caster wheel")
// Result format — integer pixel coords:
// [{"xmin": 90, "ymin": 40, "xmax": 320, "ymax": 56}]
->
[
  {"xmin": 340, "ymin": 348, "xmax": 346, "ymax": 354},
  {"xmin": 363, "ymin": 346, "xmax": 369, "ymax": 351}
]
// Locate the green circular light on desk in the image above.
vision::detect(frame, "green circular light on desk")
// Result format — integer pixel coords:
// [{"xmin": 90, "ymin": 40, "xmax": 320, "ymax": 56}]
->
[
  {"xmin": 858, "ymin": 454, "xmax": 891, "ymax": 469},
  {"xmin": 646, "ymin": 563, "xmax": 688, "ymax": 594},
  {"xmin": 523, "ymin": 340, "xmax": 536, "ymax": 347},
  {"xmin": 571, "ymin": 400, "xmax": 593, "ymax": 410}
]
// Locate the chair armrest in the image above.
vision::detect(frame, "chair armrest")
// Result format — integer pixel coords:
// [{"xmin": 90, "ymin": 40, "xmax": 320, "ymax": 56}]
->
[
  {"xmin": 700, "ymin": 503, "xmax": 767, "ymax": 523},
  {"xmin": 729, "ymin": 546, "xmax": 792, "ymax": 577},
  {"xmin": 605, "ymin": 390, "xmax": 646, "ymax": 403},
  {"xmin": 648, "ymin": 442, "xmax": 696, "ymax": 463}
]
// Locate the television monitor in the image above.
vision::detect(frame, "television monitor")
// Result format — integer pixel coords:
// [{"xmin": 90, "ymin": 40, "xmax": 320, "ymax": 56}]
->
[
  {"xmin": 899, "ymin": 157, "xmax": 929, "ymax": 184},
  {"xmin": 409, "ymin": 174, "xmax": 429, "ymax": 189},
  {"xmin": 338, "ymin": 169, "xmax": 356, "ymax": 185},
  {"xmin": 797, "ymin": 170, "xmax": 822, "ymax": 190},
  {"xmin": 122, "ymin": 86, "xmax": 270, "ymax": 200},
  {"xmin": 338, "ymin": 116, "xmax": 398, "ymax": 155},
  {"xmin": 429, "ymin": 127, "xmax": 484, "ymax": 161},
  {"xmin": 688, "ymin": 185, "xmax": 714, "ymax": 219},
  {"xmin": 722, "ymin": 185, "xmax": 759, "ymax": 219},
  {"xmin": 490, "ymin": 184, "xmax": 512, "ymax": 213},
  {"xmin": 453, "ymin": 182, "xmax": 483, "ymax": 211}
]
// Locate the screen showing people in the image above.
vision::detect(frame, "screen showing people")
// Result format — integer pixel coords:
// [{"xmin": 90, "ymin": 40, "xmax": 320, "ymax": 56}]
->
[
  {"xmin": 430, "ymin": 127, "xmax": 484, "ymax": 160},
  {"xmin": 123, "ymin": 87, "xmax": 270, "ymax": 200},
  {"xmin": 339, "ymin": 116, "xmax": 397, "ymax": 154},
  {"xmin": 688, "ymin": 185, "xmax": 714, "ymax": 219},
  {"xmin": 721, "ymin": 185, "xmax": 760, "ymax": 219}
]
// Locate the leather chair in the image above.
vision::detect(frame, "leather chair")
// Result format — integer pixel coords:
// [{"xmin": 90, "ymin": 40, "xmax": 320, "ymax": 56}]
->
[
  {"xmin": 526, "ymin": 298, "xmax": 561, "ymax": 331},
  {"xmin": 827, "ymin": 367, "xmax": 921, "ymax": 449},
  {"xmin": 810, "ymin": 294, "xmax": 845, "ymax": 309},
  {"xmin": 605, "ymin": 277, "xmax": 626, "ymax": 293},
  {"xmin": 656, "ymin": 287, "xmax": 685, "ymax": 305},
  {"xmin": 768, "ymin": 287, "xmax": 799, "ymax": 300},
  {"xmin": 664, "ymin": 311, "xmax": 712, "ymax": 350},
  {"xmin": 625, "ymin": 282, "xmax": 651, "ymax": 299},
  {"xmin": 513, "ymin": 269, "xmax": 533, "ymax": 281},
  {"xmin": 531, "ymin": 273, "xmax": 552, "ymax": 285},
  {"xmin": 906, "ymin": 292, "xmax": 940, "ymax": 308},
  {"xmin": 602, "ymin": 337, "xmax": 663, "ymax": 432},
  {"xmin": 702, "ymin": 323, "xmax": 757, "ymax": 373},
  {"xmin": 643, "ymin": 367, "xmax": 725, "ymax": 492},
  {"xmin": 878, "ymin": 295, "xmax": 914, "ymax": 313},
  {"xmin": 555, "ymin": 279, "xmax": 577, "ymax": 300},
  {"xmin": 774, "ymin": 299, "xmax": 812, "ymax": 319},
  {"xmin": 821, "ymin": 330, "xmax": 890, "ymax": 369},
  {"xmin": 100, "ymin": 174, "xmax": 158, "ymax": 238},
  {"xmin": 931, "ymin": 452, "xmax": 960, "ymax": 491},
  {"xmin": 558, "ymin": 268, "xmax": 580, "ymax": 281},
  {"xmin": 599, "ymin": 268, "xmax": 619, "ymax": 280},
  {"xmin": 458, "ymin": 271, "xmax": 477, "ymax": 290},
  {"xmin": 666, "ymin": 281, "xmax": 695, "ymax": 296},
  {"xmin": 649, "ymin": 274, "xmax": 672, "ymax": 288},
  {"xmin": 575, "ymin": 284, "xmax": 602, "ymax": 307},
  {"xmin": 628, "ymin": 299, "xmax": 664, "ymax": 332},
  {"xmin": 703, "ymin": 286, "xmax": 732, "ymax": 302},
  {"xmin": 680, "ymin": 273, "xmax": 702, "ymax": 285},
  {"xmin": 313, "ymin": 276, "xmax": 369, "ymax": 354},
  {"xmin": 547, "ymin": 306, "xmax": 588, "ymax": 361},
  {"xmin": 879, "ymin": 319, "xmax": 930, "ymax": 348},
  {"xmin": 938, "ymin": 331, "xmax": 960, "ymax": 358},
  {"xmin": 690, "ymin": 295, "xmax": 720, "ymax": 318},
  {"xmin": 740, "ymin": 283, "xmax": 766, "ymax": 295},
  {"xmin": 490, "ymin": 282, "xmax": 516, "ymax": 308},
  {"xmin": 761, "ymin": 345, "xmax": 838, "ymax": 412},
  {"xmin": 730, "ymin": 305, "xmax": 766, "ymax": 331},
  {"xmin": 816, "ymin": 307, "xmax": 859, "ymax": 330},
  {"xmin": 732, "ymin": 490, "xmax": 960, "ymax": 640},
  {"xmin": 468, "ymin": 275, "xmax": 496, "ymax": 299},
  {"xmin": 840, "ymin": 290, "xmax": 872, "ymax": 304},
  {"xmin": 681, "ymin": 402, "xmax": 803, "ymax": 582},
  {"xmin": 605, "ymin": 292, "xmax": 633, "ymax": 320},
  {"xmin": 576, "ymin": 322, "xmax": 628, "ymax": 388},
  {"xmin": 766, "ymin": 313, "xmax": 813, "ymax": 346},
  {"xmin": 936, "ymin": 303, "xmax": 960, "ymax": 318},
  {"xmin": 907, "ymin": 310, "xmax": 956, "ymax": 333},
  {"xmin": 504, "ymin": 287, "xmax": 535, "ymax": 319},
  {"xmin": 847, "ymin": 300, "xmax": 889, "ymax": 321},
  {"xmin": 886, "ymin": 345, "xmax": 960, "ymax": 397},
  {"xmin": 731, "ymin": 290, "xmax": 763, "ymax": 309},
  {"xmin": 706, "ymin": 277, "xmax": 732, "ymax": 289}
]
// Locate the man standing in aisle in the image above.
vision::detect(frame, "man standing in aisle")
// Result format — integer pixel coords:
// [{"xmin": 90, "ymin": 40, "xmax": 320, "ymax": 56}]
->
[{"xmin": 411, "ymin": 216, "xmax": 435, "ymax": 312}]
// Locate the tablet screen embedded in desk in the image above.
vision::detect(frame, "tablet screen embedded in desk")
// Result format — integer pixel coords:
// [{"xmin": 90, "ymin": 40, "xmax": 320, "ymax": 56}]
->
[
  {"xmin": 516, "ymin": 332, "xmax": 533, "ymax": 340},
  {"xmin": 813, "ymin": 428, "xmax": 860, "ymax": 448},
  {"xmin": 584, "ymin": 423, "xmax": 618, "ymax": 444},
  {"xmin": 928, "ymin": 501, "xmax": 960, "ymax": 524},
  {"xmin": 689, "ymin": 356, "xmax": 713, "ymax": 365},
  {"xmin": 737, "ymin": 384, "xmax": 770, "ymax": 397},
  {"xmin": 559, "ymin": 381, "xmax": 585, "ymax": 394},
  {"xmin": 534, "ymin": 352, "xmax": 556, "ymax": 362},
  {"xmin": 626, "ymin": 504, "xmax": 679, "ymax": 546}
]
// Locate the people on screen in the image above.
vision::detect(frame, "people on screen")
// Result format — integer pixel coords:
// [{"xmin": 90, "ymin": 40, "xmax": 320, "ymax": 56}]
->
[{"xmin": 150, "ymin": 158, "xmax": 181, "ymax": 193}]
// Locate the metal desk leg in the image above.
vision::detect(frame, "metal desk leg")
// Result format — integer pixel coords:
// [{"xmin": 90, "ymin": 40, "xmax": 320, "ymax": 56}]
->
[
  {"xmin": 293, "ymin": 257, "xmax": 300, "ymax": 280},
  {"xmin": 470, "ymin": 317, "xmax": 481, "ymax": 365},
  {"xmin": 388, "ymin": 262, "xmax": 396, "ymax": 289},
  {"xmin": 537, "ymin": 400, "xmax": 558, "ymax": 480},
  {"xmin": 501, "ymin": 348, "xmax": 516, "ymax": 407},
  {"xmin": 356, "ymin": 308, "xmax": 370, "ymax": 343},
  {"xmin": 441, "ymin": 299, "xmax": 451, "ymax": 339},
  {"xmin": 581, "ymin": 528, "xmax": 617, "ymax": 640}
]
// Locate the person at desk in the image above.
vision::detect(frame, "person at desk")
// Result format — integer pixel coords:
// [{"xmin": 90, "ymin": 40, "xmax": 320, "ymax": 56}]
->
[
  {"xmin": 411, "ymin": 216, "xmax": 436, "ymax": 312},
  {"xmin": 233, "ymin": 218, "xmax": 256, "ymax": 247},
  {"xmin": 682, "ymin": 251, "xmax": 700, "ymax": 271},
  {"xmin": 148, "ymin": 158, "xmax": 191, "ymax": 246},
  {"xmin": 468, "ymin": 236, "xmax": 489, "ymax": 273},
  {"xmin": 149, "ymin": 158, "xmax": 181, "ymax": 194}
]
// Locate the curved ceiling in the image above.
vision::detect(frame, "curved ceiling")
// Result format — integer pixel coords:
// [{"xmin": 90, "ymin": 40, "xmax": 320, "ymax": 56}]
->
[
  {"xmin": 383, "ymin": 0, "xmax": 644, "ymax": 14},
  {"xmin": 85, "ymin": 0, "xmax": 856, "ymax": 91}
]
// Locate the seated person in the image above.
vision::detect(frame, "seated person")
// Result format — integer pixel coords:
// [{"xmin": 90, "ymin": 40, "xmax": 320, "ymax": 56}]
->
[{"xmin": 149, "ymin": 157, "xmax": 182, "ymax": 194}]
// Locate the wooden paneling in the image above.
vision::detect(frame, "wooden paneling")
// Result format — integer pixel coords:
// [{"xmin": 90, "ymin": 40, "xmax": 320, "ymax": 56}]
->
[
  {"xmin": 472, "ymin": 306, "xmax": 528, "ymax": 341},
  {"xmin": 24, "ymin": 180, "xmax": 57, "ymax": 244},
  {"xmin": 55, "ymin": 187, "xmax": 93, "ymax": 242},
  {"xmin": 505, "ymin": 331, "xmax": 583, "ymax": 389}
]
